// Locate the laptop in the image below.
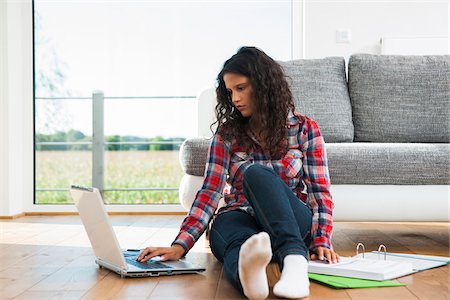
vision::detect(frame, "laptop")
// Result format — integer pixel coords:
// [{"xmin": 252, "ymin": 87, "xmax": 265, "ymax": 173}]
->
[{"xmin": 70, "ymin": 185, "xmax": 206, "ymax": 278}]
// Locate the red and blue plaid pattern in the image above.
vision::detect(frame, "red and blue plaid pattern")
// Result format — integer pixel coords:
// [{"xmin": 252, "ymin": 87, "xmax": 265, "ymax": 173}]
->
[{"xmin": 173, "ymin": 112, "xmax": 334, "ymax": 252}]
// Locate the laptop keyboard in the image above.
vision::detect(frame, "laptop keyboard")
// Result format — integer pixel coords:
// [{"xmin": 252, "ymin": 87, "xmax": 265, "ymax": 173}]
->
[{"xmin": 126, "ymin": 257, "xmax": 173, "ymax": 270}]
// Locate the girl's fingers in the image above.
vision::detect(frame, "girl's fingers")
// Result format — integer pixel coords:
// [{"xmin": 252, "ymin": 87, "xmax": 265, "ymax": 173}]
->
[
  {"xmin": 316, "ymin": 247, "xmax": 325, "ymax": 260},
  {"xmin": 137, "ymin": 247, "xmax": 158, "ymax": 262}
]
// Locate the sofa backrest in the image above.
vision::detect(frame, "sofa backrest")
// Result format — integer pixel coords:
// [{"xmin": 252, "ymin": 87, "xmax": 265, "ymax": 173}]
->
[
  {"xmin": 348, "ymin": 54, "xmax": 450, "ymax": 143},
  {"xmin": 279, "ymin": 57, "xmax": 354, "ymax": 143}
]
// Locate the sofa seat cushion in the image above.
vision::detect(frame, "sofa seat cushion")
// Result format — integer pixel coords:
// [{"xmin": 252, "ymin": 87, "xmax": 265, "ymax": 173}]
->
[
  {"xmin": 279, "ymin": 57, "xmax": 354, "ymax": 143},
  {"xmin": 180, "ymin": 138, "xmax": 450, "ymax": 185},
  {"xmin": 326, "ymin": 143, "xmax": 450, "ymax": 185},
  {"xmin": 348, "ymin": 54, "xmax": 450, "ymax": 143}
]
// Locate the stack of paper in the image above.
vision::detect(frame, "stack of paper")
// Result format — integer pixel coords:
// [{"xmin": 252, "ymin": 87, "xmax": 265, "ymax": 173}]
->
[
  {"xmin": 308, "ymin": 257, "xmax": 413, "ymax": 281},
  {"xmin": 356, "ymin": 252, "xmax": 450, "ymax": 272},
  {"xmin": 308, "ymin": 252, "xmax": 450, "ymax": 289}
]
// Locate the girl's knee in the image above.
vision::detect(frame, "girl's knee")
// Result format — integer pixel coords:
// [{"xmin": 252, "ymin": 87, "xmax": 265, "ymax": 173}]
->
[{"xmin": 243, "ymin": 164, "xmax": 274, "ymax": 183}]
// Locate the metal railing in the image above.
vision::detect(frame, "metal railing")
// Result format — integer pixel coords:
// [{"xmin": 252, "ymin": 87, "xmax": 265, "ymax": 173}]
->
[{"xmin": 35, "ymin": 91, "xmax": 195, "ymax": 195}]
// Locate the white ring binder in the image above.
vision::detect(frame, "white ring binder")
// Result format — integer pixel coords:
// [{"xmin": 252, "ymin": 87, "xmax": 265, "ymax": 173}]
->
[
  {"xmin": 356, "ymin": 242, "xmax": 365, "ymax": 258},
  {"xmin": 377, "ymin": 244, "xmax": 387, "ymax": 261},
  {"xmin": 356, "ymin": 243, "xmax": 387, "ymax": 260}
]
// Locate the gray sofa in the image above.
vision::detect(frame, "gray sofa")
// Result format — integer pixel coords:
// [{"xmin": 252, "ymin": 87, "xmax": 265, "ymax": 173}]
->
[{"xmin": 179, "ymin": 54, "xmax": 450, "ymax": 221}]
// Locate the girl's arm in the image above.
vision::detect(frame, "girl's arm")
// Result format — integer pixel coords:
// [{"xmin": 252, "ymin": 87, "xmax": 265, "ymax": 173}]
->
[
  {"xmin": 300, "ymin": 117, "xmax": 334, "ymax": 250},
  {"xmin": 171, "ymin": 134, "xmax": 231, "ymax": 253}
]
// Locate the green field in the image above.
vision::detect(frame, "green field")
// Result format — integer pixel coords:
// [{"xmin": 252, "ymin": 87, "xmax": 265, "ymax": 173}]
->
[{"xmin": 35, "ymin": 150, "xmax": 183, "ymax": 204}]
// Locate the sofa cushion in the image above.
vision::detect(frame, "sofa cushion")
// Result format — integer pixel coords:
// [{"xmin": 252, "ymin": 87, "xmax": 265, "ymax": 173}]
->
[
  {"xmin": 180, "ymin": 138, "xmax": 450, "ymax": 185},
  {"xmin": 326, "ymin": 143, "xmax": 450, "ymax": 185},
  {"xmin": 279, "ymin": 57, "xmax": 354, "ymax": 143},
  {"xmin": 348, "ymin": 54, "xmax": 450, "ymax": 143}
]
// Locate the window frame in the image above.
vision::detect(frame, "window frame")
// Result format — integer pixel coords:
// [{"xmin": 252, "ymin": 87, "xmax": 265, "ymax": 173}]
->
[{"xmin": 28, "ymin": 0, "xmax": 304, "ymax": 213}]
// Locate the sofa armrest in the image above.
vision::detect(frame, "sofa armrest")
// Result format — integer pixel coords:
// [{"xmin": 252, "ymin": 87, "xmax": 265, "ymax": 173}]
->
[
  {"xmin": 179, "ymin": 137, "xmax": 210, "ymax": 176},
  {"xmin": 179, "ymin": 174, "xmax": 204, "ymax": 211},
  {"xmin": 178, "ymin": 138, "xmax": 209, "ymax": 211}
]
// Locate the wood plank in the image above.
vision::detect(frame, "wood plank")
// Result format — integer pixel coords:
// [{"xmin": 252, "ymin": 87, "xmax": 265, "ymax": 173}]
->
[
  {"xmin": 11, "ymin": 245, "xmax": 91, "ymax": 268},
  {"xmin": 308, "ymin": 282, "xmax": 351, "ymax": 300},
  {"xmin": 4, "ymin": 215, "xmax": 82, "ymax": 225},
  {"xmin": 26, "ymin": 255, "xmax": 109, "ymax": 292},
  {"xmin": 399, "ymin": 267, "xmax": 450, "ymax": 300},
  {"xmin": 137, "ymin": 216, "xmax": 186, "ymax": 248},
  {"xmin": 0, "ymin": 266, "xmax": 63, "ymax": 299},
  {"xmin": 339, "ymin": 223, "xmax": 412, "ymax": 254},
  {"xmin": 0, "ymin": 244, "xmax": 53, "ymax": 272},
  {"xmin": 0, "ymin": 216, "xmax": 448, "ymax": 299},
  {"xmin": 0, "ymin": 213, "xmax": 25, "ymax": 219},
  {"xmin": 329, "ymin": 224, "xmax": 361, "ymax": 257},
  {"xmin": 148, "ymin": 276, "xmax": 219, "ymax": 299},
  {"xmin": 80, "ymin": 272, "xmax": 158, "ymax": 300},
  {"xmin": 12, "ymin": 290, "xmax": 88, "ymax": 300},
  {"xmin": 214, "ymin": 268, "xmax": 246, "ymax": 299},
  {"xmin": 374, "ymin": 223, "xmax": 449, "ymax": 256},
  {"xmin": 345, "ymin": 286, "xmax": 419, "ymax": 300},
  {"xmin": 440, "ymin": 264, "xmax": 450, "ymax": 275},
  {"xmin": 0, "ymin": 223, "xmax": 92, "ymax": 272},
  {"xmin": 22, "ymin": 212, "xmax": 187, "ymax": 216},
  {"xmin": 117, "ymin": 215, "xmax": 180, "ymax": 249}
]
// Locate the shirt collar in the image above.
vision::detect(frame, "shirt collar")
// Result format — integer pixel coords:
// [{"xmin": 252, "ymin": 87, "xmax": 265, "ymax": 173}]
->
[{"xmin": 286, "ymin": 111, "xmax": 300, "ymax": 127}]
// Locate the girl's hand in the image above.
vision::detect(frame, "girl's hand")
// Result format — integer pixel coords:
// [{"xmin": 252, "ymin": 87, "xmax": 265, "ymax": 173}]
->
[
  {"xmin": 310, "ymin": 246, "xmax": 340, "ymax": 264},
  {"xmin": 137, "ymin": 244, "xmax": 185, "ymax": 262}
]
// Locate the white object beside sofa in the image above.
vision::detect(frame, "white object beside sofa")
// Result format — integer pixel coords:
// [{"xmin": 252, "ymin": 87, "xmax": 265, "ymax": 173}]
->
[
  {"xmin": 179, "ymin": 54, "xmax": 450, "ymax": 222},
  {"xmin": 381, "ymin": 36, "xmax": 450, "ymax": 55}
]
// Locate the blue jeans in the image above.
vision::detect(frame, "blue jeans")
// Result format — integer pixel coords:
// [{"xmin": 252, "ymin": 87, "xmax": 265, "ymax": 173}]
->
[{"xmin": 209, "ymin": 164, "xmax": 312, "ymax": 293}]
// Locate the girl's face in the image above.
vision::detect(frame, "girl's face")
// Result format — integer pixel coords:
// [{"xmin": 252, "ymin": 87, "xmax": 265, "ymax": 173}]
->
[{"xmin": 223, "ymin": 73, "xmax": 254, "ymax": 117}]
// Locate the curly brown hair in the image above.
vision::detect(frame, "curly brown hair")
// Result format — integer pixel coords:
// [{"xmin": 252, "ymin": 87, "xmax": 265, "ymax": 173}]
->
[{"xmin": 212, "ymin": 46, "xmax": 295, "ymax": 159}]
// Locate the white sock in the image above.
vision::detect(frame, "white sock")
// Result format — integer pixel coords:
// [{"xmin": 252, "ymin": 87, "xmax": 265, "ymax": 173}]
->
[
  {"xmin": 238, "ymin": 232, "xmax": 272, "ymax": 300},
  {"xmin": 273, "ymin": 254, "xmax": 310, "ymax": 299}
]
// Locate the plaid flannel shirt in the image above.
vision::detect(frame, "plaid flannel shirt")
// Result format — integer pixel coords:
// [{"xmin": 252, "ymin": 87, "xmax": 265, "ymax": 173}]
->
[{"xmin": 173, "ymin": 112, "xmax": 334, "ymax": 253}]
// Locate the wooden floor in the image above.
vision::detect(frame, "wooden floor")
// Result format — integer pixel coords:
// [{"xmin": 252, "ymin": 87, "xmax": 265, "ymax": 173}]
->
[{"xmin": 0, "ymin": 215, "xmax": 448, "ymax": 300}]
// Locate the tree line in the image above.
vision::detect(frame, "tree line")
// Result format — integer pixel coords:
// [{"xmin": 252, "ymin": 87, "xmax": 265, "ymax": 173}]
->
[{"xmin": 35, "ymin": 129, "xmax": 184, "ymax": 151}]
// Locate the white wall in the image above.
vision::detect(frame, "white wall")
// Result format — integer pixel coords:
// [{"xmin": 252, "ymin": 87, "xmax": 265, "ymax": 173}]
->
[
  {"xmin": 0, "ymin": 0, "xmax": 8, "ymax": 215},
  {"xmin": 0, "ymin": 0, "xmax": 34, "ymax": 216},
  {"xmin": 198, "ymin": 0, "xmax": 450, "ymax": 135},
  {"xmin": 303, "ymin": 0, "xmax": 450, "ymax": 59}
]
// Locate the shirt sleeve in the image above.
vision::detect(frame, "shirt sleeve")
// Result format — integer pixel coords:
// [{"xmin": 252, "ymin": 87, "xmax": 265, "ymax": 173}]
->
[
  {"xmin": 172, "ymin": 133, "xmax": 230, "ymax": 253},
  {"xmin": 299, "ymin": 118, "xmax": 334, "ymax": 249}
]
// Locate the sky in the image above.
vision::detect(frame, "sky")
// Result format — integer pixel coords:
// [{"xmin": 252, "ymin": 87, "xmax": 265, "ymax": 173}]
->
[{"xmin": 35, "ymin": 0, "xmax": 294, "ymax": 138}]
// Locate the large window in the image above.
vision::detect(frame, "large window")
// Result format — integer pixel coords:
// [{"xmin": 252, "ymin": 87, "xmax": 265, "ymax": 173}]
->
[{"xmin": 34, "ymin": 0, "xmax": 295, "ymax": 205}]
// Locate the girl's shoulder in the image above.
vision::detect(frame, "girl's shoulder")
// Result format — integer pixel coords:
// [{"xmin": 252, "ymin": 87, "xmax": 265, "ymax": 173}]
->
[
  {"xmin": 287, "ymin": 111, "xmax": 316, "ymax": 127},
  {"xmin": 287, "ymin": 112, "xmax": 321, "ymax": 136}
]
